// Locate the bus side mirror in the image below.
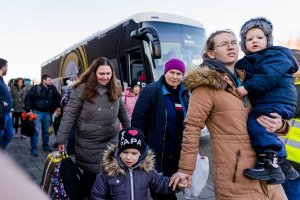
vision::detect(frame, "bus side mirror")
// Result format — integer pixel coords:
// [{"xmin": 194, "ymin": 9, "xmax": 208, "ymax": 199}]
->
[{"xmin": 131, "ymin": 27, "xmax": 161, "ymax": 59}]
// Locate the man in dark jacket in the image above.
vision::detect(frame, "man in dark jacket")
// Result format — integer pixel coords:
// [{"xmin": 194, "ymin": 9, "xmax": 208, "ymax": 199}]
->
[
  {"xmin": 131, "ymin": 59, "xmax": 189, "ymax": 200},
  {"xmin": 0, "ymin": 58, "xmax": 13, "ymax": 149},
  {"xmin": 25, "ymin": 74, "xmax": 61, "ymax": 156}
]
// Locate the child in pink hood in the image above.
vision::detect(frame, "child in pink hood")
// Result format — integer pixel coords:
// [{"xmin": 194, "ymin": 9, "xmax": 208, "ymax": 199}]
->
[{"xmin": 123, "ymin": 79, "xmax": 142, "ymax": 120}]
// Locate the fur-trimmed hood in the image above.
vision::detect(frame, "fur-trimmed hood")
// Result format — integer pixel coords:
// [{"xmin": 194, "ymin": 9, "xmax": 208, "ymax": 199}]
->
[
  {"xmin": 184, "ymin": 66, "xmax": 227, "ymax": 92},
  {"xmin": 101, "ymin": 144, "xmax": 155, "ymax": 176},
  {"xmin": 184, "ymin": 59, "xmax": 245, "ymax": 95}
]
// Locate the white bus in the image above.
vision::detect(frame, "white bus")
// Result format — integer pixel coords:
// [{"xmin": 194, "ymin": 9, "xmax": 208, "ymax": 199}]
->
[{"xmin": 41, "ymin": 12, "xmax": 206, "ymax": 91}]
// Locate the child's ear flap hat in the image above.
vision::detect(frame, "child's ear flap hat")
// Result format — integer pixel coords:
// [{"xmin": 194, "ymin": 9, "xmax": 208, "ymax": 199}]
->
[{"xmin": 240, "ymin": 17, "xmax": 273, "ymax": 54}]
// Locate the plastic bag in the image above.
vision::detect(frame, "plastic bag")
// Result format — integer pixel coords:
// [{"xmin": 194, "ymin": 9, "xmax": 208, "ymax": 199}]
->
[{"xmin": 183, "ymin": 154, "xmax": 209, "ymax": 199}]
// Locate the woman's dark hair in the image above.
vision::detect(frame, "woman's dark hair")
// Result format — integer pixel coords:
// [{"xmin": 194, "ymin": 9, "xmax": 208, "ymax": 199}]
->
[
  {"xmin": 202, "ymin": 29, "xmax": 236, "ymax": 59},
  {"xmin": 73, "ymin": 57, "xmax": 121, "ymax": 102},
  {"xmin": 13, "ymin": 78, "xmax": 25, "ymax": 89}
]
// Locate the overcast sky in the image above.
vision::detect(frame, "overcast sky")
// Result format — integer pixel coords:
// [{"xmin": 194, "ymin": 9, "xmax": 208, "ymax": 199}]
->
[{"xmin": 1, "ymin": 0, "xmax": 300, "ymax": 82}]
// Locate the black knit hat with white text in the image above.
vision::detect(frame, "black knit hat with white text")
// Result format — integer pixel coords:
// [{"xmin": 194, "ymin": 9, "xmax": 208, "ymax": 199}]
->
[{"xmin": 118, "ymin": 127, "xmax": 145, "ymax": 153}]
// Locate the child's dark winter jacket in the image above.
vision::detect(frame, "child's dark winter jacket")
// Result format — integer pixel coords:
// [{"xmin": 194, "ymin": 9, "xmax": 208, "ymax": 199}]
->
[
  {"xmin": 91, "ymin": 145, "xmax": 175, "ymax": 200},
  {"xmin": 236, "ymin": 46, "xmax": 298, "ymax": 118}
]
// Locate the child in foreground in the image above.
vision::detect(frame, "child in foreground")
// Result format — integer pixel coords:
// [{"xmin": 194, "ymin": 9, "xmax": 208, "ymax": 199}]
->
[
  {"xmin": 236, "ymin": 17, "xmax": 299, "ymax": 184},
  {"xmin": 91, "ymin": 127, "xmax": 185, "ymax": 200}
]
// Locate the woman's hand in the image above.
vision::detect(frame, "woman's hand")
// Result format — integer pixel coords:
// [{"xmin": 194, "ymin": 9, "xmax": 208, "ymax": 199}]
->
[
  {"xmin": 169, "ymin": 171, "xmax": 192, "ymax": 191},
  {"xmin": 257, "ymin": 112, "xmax": 283, "ymax": 132}
]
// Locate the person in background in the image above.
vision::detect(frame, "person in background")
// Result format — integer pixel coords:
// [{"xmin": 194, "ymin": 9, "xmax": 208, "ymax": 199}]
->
[
  {"xmin": 122, "ymin": 79, "xmax": 142, "ymax": 120},
  {"xmin": 24, "ymin": 74, "xmax": 61, "ymax": 157},
  {"xmin": 281, "ymin": 49, "xmax": 300, "ymax": 200},
  {"xmin": 0, "ymin": 58, "xmax": 13, "ymax": 149},
  {"xmin": 91, "ymin": 127, "xmax": 185, "ymax": 200},
  {"xmin": 132, "ymin": 58, "xmax": 189, "ymax": 200},
  {"xmin": 235, "ymin": 17, "xmax": 299, "ymax": 183},
  {"xmin": 56, "ymin": 57, "xmax": 130, "ymax": 199},
  {"xmin": 57, "ymin": 78, "xmax": 77, "ymax": 153},
  {"xmin": 0, "ymin": 96, "xmax": 5, "ymax": 131},
  {"xmin": 10, "ymin": 78, "xmax": 26, "ymax": 139},
  {"xmin": 169, "ymin": 29, "xmax": 288, "ymax": 199},
  {"xmin": 138, "ymin": 70, "xmax": 146, "ymax": 83}
]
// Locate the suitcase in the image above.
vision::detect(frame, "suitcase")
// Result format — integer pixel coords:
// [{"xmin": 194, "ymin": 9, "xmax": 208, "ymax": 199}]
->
[{"xmin": 41, "ymin": 151, "xmax": 66, "ymax": 193}]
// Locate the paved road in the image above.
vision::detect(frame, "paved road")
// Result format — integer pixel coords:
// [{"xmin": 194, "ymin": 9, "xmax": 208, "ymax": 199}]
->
[{"xmin": 5, "ymin": 129, "xmax": 215, "ymax": 200}]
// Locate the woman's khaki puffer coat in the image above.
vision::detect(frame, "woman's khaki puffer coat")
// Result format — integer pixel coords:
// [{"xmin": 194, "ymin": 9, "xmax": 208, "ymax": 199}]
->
[{"xmin": 179, "ymin": 66, "xmax": 287, "ymax": 200}]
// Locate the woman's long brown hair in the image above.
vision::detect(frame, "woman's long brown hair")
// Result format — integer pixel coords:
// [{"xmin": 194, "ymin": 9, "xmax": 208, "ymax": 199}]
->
[{"xmin": 73, "ymin": 57, "xmax": 121, "ymax": 103}]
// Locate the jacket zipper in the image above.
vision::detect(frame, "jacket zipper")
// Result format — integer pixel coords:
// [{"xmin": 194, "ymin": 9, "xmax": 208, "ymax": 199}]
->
[
  {"xmin": 160, "ymin": 109, "xmax": 167, "ymax": 172},
  {"xmin": 129, "ymin": 169, "xmax": 134, "ymax": 200}
]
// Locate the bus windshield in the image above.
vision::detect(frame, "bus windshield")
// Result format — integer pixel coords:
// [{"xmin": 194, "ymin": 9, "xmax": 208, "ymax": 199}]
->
[{"xmin": 143, "ymin": 21, "xmax": 206, "ymax": 80}]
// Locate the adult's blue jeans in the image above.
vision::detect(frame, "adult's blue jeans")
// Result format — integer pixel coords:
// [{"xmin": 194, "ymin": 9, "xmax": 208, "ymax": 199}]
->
[
  {"xmin": 0, "ymin": 112, "xmax": 13, "ymax": 149},
  {"xmin": 31, "ymin": 110, "xmax": 51, "ymax": 154},
  {"xmin": 282, "ymin": 177, "xmax": 300, "ymax": 200}
]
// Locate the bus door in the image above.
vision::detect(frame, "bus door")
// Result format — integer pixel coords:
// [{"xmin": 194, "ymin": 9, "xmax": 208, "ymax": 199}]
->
[{"xmin": 126, "ymin": 49, "xmax": 147, "ymax": 88}]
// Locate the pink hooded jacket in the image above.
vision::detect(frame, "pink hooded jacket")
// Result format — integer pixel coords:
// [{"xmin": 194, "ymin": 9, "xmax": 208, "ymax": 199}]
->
[{"xmin": 122, "ymin": 87, "xmax": 139, "ymax": 120}]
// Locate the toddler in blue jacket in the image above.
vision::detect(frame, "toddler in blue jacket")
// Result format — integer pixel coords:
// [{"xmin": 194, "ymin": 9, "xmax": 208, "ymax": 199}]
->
[
  {"xmin": 91, "ymin": 127, "xmax": 185, "ymax": 200},
  {"xmin": 236, "ymin": 17, "xmax": 299, "ymax": 184}
]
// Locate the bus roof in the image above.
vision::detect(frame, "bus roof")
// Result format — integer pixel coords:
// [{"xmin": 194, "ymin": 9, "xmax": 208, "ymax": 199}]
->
[
  {"xmin": 131, "ymin": 12, "xmax": 204, "ymax": 28},
  {"xmin": 42, "ymin": 12, "xmax": 204, "ymax": 67}
]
